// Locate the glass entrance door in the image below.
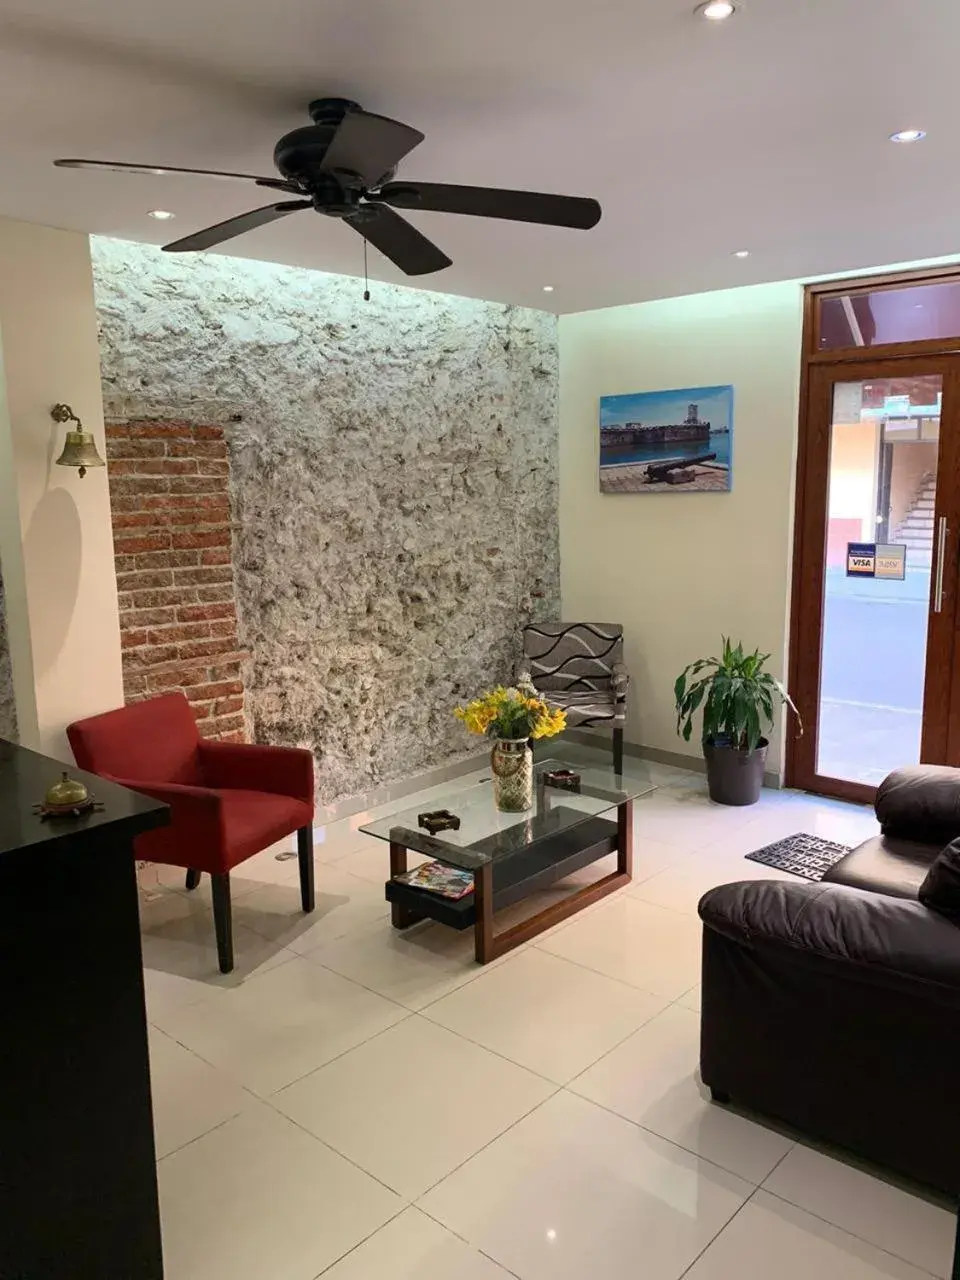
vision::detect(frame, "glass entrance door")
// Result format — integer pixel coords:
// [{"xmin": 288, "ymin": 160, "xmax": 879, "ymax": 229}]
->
[
  {"xmin": 790, "ymin": 355, "xmax": 960, "ymax": 801},
  {"xmin": 817, "ymin": 375, "xmax": 941, "ymax": 784}
]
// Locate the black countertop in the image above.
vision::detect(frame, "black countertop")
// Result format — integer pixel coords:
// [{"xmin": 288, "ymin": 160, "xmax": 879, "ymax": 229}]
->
[{"xmin": 0, "ymin": 737, "xmax": 169, "ymax": 858}]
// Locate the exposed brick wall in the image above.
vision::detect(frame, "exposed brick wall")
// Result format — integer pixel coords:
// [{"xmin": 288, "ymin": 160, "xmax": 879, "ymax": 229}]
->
[{"xmin": 106, "ymin": 421, "xmax": 247, "ymax": 741}]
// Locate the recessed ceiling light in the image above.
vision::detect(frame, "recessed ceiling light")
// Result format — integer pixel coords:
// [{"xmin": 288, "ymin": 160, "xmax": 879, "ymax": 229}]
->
[
  {"xmin": 697, "ymin": 1, "xmax": 736, "ymax": 19},
  {"xmin": 542, "ymin": 285, "xmax": 555, "ymax": 292},
  {"xmin": 733, "ymin": 249, "xmax": 750, "ymax": 258},
  {"xmin": 148, "ymin": 209, "xmax": 175, "ymax": 220},
  {"xmin": 890, "ymin": 129, "xmax": 926, "ymax": 144}
]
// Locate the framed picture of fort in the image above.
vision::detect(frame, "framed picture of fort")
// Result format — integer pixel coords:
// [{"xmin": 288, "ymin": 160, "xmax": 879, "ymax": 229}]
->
[{"xmin": 599, "ymin": 384, "xmax": 734, "ymax": 494}]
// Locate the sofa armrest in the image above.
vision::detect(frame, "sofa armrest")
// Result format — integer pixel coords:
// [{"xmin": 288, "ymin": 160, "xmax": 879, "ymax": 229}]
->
[
  {"xmin": 611, "ymin": 662, "xmax": 629, "ymax": 699},
  {"xmin": 103, "ymin": 776, "xmax": 223, "ymax": 848},
  {"xmin": 198, "ymin": 740, "xmax": 314, "ymax": 808},
  {"xmin": 875, "ymin": 765, "xmax": 960, "ymax": 843},
  {"xmin": 699, "ymin": 879, "xmax": 960, "ymax": 992}
]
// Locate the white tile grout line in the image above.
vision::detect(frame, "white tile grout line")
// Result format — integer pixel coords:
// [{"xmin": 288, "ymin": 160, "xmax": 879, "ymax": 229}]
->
[
  {"xmin": 670, "ymin": 1137, "xmax": 947, "ymax": 1280},
  {"xmin": 308, "ymin": 1204, "xmax": 411, "ymax": 1280},
  {"xmin": 675, "ymin": 1184, "xmax": 765, "ymax": 1279},
  {"xmin": 308, "ymin": 1205, "xmax": 525, "ymax": 1280},
  {"xmin": 756, "ymin": 1186, "xmax": 947, "ymax": 1280}
]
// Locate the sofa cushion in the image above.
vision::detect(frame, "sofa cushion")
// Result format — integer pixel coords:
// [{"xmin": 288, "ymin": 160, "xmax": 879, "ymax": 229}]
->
[
  {"xmin": 822, "ymin": 834, "xmax": 937, "ymax": 900},
  {"xmin": 875, "ymin": 765, "xmax": 960, "ymax": 844},
  {"xmin": 919, "ymin": 837, "xmax": 960, "ymax": 922},
  {"xmin": 699, "ymin": 879, "xmax": 960, "ymax": 992}
]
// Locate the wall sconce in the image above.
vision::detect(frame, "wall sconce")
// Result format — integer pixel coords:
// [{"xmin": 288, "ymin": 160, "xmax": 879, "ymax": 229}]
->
[{"xmin": 51, "ymin": 404, "xmax": 105, "ymax": 478}]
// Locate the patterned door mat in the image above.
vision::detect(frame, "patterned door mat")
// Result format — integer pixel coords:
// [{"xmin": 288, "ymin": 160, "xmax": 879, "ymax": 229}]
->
[{"xmin": 745, "ymin": 833, "xmax": 851, "ymax": 882}]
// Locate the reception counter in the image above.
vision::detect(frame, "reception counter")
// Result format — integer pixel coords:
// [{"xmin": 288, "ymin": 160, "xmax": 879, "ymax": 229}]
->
[{"xmin": 0, "ymin": 737, "xmax": 169, "ymax": 1278}]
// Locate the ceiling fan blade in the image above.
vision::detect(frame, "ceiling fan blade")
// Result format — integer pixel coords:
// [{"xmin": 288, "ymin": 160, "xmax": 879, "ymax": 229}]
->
[
  {"xmin": 346, "ymin": 205, "xmax": 451, "ymax": 276},
  {"xmin": 378, "ymin": 181, "xmax": 602, "ymax": 230},
  {"xmin": 161, "ymin": 200, "xmax": 311, "ymax": 253},
  {"xmin": 322, "ymin": 111, "xmax": 424, "ymax": 186},
  {"xmin": 54, "ymin": 158, "xmax": 298, "ymax": 192}
]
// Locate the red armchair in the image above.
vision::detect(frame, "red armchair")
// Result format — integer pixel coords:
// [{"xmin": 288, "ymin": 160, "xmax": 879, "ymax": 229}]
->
[{"xmin": 67, "ymin": 692, "xmax": 315, "ymax": 973}]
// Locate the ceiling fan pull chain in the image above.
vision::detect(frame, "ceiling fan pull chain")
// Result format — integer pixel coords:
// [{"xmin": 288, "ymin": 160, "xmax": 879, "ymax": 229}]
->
[{"xmin": 363, "ymin": 239, "xmax": 370, "ymax": 302}]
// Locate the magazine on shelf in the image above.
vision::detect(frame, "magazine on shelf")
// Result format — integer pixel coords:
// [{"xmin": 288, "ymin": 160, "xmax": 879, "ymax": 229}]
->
[{"xmin": 395, "ymin": 860, "xmax": 474, "ymax": 900}]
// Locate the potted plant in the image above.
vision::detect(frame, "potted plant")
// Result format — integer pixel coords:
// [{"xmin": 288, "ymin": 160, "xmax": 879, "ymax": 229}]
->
[
  {"xmin": 455, "ymin": 679, "xmax": 566, "ymax": 812},
  {"xmin": 674, "ymin": 638, "xmax": 800, "ymax": 806}
]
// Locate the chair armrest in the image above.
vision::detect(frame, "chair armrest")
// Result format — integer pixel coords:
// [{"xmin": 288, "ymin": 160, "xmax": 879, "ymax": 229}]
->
[
  {"xmin": 611, "ymin": 662, "xmax": 629, "ymax": 698},
  {"xmin": 875, "ymin": 765, "xmax": 960, "ymax": 843},
  {"xmin": 198, "ymin": 740, "xmax": 314, "ymax": 807},
  {"xmin": 699, "ymin": 879, "xmax": 960, "ymax": 992},
  {"xmin": 103, "ymin": 776, "xmax": 223, "ymax": 847}
]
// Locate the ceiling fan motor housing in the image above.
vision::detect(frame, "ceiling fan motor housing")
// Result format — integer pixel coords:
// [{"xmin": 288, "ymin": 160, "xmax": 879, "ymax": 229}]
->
[{"xmin": 274, "ymin": 98, "xmax": 396, "ymax": 198}]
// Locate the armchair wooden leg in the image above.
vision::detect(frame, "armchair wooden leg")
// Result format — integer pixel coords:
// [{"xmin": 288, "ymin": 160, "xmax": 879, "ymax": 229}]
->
[
  {"xmin": 184, "ymin": 868, "xmax": 201, "ymax": 891},
  {"xmin": 210, "ymin": 873, "xmax": 234, "ymax": 974},
  {"xmin": 297, "ymin": 825, "xmax": 315, "ymax": 914},
  {"xmin": 613, "ymin": 727, "xmax": 624, "ymax": 777}
]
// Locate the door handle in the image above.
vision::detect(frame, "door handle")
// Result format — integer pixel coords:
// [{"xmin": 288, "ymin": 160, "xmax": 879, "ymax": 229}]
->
[{"xmin": 935, "ymin": 516, "xmax": 948, "ymax": 613}]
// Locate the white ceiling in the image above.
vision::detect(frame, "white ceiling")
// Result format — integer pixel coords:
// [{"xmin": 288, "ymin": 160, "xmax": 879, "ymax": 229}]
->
[{"xmin": 0, "ymin": 0, "xmax": 957, "ymax": 314}]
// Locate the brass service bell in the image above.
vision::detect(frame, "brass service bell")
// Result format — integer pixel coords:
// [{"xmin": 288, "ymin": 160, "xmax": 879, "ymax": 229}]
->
[
  {"xmin": 44, "ymin": 772, "xmax": 90, "ymax": 809},
  {"xmin": 34, "ymin": 771, "xmax": 102, "ymax": 820}
]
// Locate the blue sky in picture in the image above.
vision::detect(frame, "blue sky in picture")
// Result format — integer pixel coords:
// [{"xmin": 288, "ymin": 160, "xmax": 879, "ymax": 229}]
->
[{"xmin": 600, "ymin": 385, "xmax": 734, "ymax": 430}]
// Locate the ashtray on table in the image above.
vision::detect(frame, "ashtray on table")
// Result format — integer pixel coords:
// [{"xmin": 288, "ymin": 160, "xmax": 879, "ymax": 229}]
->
[
  {"xmin": 543, "ymin": 769, "xmax": 581, "ymax": 792},
  {"xmin": 417, "ymin": 809, "xmax": 461, "ymax": 834}
]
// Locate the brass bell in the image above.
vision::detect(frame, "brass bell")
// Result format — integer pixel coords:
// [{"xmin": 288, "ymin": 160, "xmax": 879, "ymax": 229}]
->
[
  {"xmin": 52, "ymin": 403, "xmax": 106, "ymax": 478},
  {"xmin": 44, "ymin": 771, "xmax": 90, "ymax": 809}
]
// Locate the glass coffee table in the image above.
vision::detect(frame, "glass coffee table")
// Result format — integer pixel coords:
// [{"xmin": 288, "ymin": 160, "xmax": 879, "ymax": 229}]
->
[{"xmin": 360, "ymin": 748, "xmax": 657, "ymax": 964}]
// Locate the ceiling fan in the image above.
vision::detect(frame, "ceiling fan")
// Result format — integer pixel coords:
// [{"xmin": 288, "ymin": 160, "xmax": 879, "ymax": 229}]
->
[{"xmin": 54, "ymin": 97, "xmax": 602, "ymax": 277}]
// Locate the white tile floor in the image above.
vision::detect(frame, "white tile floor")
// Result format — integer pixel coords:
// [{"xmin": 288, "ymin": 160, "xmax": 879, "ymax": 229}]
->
[{"xmin": 140, "ymin": 764, "xmax": 957, "ymax": 1280}]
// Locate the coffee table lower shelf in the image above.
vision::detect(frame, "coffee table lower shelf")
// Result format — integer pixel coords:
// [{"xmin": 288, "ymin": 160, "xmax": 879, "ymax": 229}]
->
[{"xmin": 384, "ymin": 804, "xmax": 633, "ymax": 963}]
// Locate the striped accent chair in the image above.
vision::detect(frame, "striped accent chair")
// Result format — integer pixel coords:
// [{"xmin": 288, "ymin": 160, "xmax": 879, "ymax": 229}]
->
[{"xmin": 522, "ymin": 622, "xmax": 629, "ymax": 774}]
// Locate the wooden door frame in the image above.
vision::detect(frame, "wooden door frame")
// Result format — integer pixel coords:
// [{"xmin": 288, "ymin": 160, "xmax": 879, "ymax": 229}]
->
[
  {"xmin": 787, "ymin": 335, "xmax": 960, "ymax": 801},
  {"xmin": 787, "ymin": 270, "xmax": 960, "ymax": 800}
]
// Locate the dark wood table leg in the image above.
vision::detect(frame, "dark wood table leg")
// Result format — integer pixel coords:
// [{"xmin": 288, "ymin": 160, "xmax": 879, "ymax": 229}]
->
[
  {"xmin": 617, "ymin": 798, "xmax": 634, "ymax": 878},
  {"xmin": 389, "ymin": 840, "xmax": 425, "ymax": 929},
  {"xmin": 474, "ymin": 861, "xmax": 494, "ymax": 964}
]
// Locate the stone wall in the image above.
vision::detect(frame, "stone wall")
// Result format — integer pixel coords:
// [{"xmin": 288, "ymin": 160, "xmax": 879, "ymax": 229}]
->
[
  {"xmin": 0, "ymin": 567, "xmax": 16, "ymax": 741},
  {"xmin": 105, "ymin": 421, "xmax": 246, "ymax": 740},
  {"xmin": 91, "ymin": 239, "xmax": 559, "ymax": 803}
]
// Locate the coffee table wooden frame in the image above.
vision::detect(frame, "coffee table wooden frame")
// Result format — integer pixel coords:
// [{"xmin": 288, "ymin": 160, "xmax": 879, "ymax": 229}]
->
[{"xmin": 388, "ymin": 797, "xmax": 634, "ymax": 964}]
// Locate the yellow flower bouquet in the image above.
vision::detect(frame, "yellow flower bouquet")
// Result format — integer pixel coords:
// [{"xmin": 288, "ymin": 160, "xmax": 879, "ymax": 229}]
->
[
  {"xmin": 454, "ymin": 679, "xmax": 566, "ymax": 742},
  {"xmin": 455, "ymin": 677, "xmax": 566, "ymax": 813}
]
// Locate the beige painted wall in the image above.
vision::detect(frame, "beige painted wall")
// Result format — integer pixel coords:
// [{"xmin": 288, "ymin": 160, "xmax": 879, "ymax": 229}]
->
[
  {"xmin": 559, "ymin": 281, "xmax": 804, "ymax": 774},
  {"xmin": 828, "ymin": 420, "xmax": 879, "ymax": 538},
  {"xmin": 0, "ymin": 218, "xmax": 122, "ymax": 757}
]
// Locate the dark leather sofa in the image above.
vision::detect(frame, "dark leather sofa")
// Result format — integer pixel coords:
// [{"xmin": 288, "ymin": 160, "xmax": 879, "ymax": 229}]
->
[{"xmin": 698, "ymin": 765, "xmax": 960, "ymax": 1194}]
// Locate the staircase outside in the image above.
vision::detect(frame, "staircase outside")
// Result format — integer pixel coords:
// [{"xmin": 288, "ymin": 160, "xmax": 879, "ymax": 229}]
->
[{"xmin": 893, "ymin": 472, "xmax": 936, "ymax": 565}]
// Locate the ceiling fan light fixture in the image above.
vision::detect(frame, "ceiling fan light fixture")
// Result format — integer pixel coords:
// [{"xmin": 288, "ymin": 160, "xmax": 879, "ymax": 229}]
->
[{"xmin": 697, "ymin": 1, "xmax": 736, "ymax": 19}]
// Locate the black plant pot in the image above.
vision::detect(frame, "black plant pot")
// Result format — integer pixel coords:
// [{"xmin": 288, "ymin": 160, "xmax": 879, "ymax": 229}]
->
[{"xmin": 703, "ymin": 736, "xmax": 768, "ymax": 806}]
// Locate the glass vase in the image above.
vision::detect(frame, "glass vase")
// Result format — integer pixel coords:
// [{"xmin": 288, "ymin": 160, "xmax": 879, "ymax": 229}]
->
[{"xmin": 491, "ymin": 737, "xmax": 534, "ymax": 812}]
